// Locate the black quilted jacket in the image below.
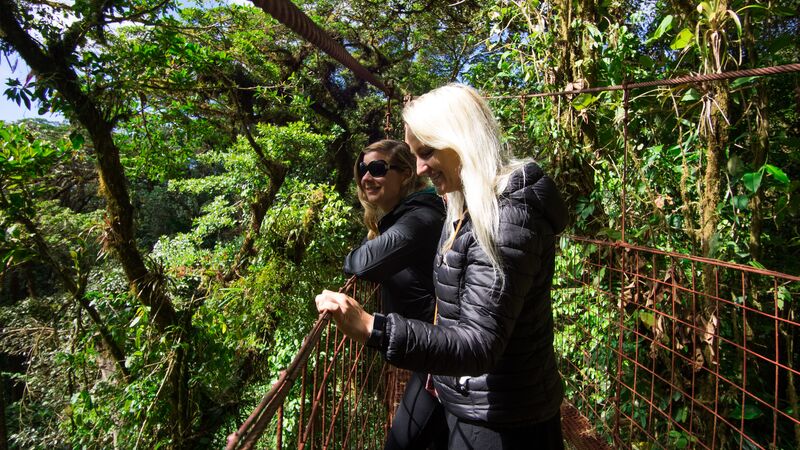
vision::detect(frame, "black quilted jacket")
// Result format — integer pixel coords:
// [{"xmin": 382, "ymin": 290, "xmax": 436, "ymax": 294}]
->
[
  {"xmin": 344, "ymin": 188, "xmax": 445, "ymax": 322},
  {"xmin": 383, "ymin": 162, "xmax": 568, "ymax": 425}
]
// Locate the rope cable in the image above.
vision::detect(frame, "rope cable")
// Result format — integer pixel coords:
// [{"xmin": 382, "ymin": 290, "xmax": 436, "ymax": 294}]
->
[{"xmin": 250, "ymin": 0, "xmax": 395, "ymax": 98}]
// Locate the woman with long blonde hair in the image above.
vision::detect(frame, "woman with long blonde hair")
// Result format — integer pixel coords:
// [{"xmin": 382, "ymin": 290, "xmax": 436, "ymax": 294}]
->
[{"xmin": 319, "ymin": 85, "xmax": 567, "ymax": 449}]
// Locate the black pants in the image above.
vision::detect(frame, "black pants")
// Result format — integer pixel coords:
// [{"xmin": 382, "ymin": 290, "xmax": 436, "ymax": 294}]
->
[
  {"xmin": 445, "ymin": 410, "xmax": 564, "ymax": 450},
  {"xmin": 385, "ymin": 372, "xmax": 448, "ymax": 450}
]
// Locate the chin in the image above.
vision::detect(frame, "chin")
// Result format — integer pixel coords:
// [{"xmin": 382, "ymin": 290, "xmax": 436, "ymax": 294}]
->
[{"xmin": 433, "ymin": 183, "xmax": 450, "ymax": 195}]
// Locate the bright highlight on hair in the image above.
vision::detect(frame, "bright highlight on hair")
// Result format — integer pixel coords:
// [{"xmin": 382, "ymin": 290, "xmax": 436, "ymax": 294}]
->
[{"xmin": 403, "ymin": 83, "xmax": 528, "ymax": 277}]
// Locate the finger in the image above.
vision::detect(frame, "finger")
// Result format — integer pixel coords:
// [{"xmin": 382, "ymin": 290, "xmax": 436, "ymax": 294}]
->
[
  {"xmin": 315, "ymin": 291, "xmax": 340, "ymax": 309},
  {"xmin": 315, "ymin": 292, "xmax": 328, "ymax": 308},
  {"xmin": 316, "ymin": 299, "xmax": 341, "ymax": 314}
]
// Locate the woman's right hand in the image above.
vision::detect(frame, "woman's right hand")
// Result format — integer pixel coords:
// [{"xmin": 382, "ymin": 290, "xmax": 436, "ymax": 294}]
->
[{"xmin": 315, "ymin": 289, "xmax": 374, "ymax": 344}]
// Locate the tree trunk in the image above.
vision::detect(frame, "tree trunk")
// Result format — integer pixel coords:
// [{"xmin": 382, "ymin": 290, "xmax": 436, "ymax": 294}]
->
[
  {"xmin": 172, "ymin": 344, "xmax": 191, "ymax": 448},
  {"xmin": 577, "ymin": 0, "xmax": 598, "ymax": 150},
  {"xmin": 332, "ymin": 132, "xmax": 355, "ymax": 198},
  {"xmin": 0, "ymin": 365, "xmax": 7, "ymax": 450},
  {"xmin": 549, "ymin": 0, "xmax": 594, "ymax": 211},
  {"xmin": 696, "ymin": 0, "xmax": 730, "ymax": 441},
  {"xmin": 0, "ymin": 0, "xmax": 178, "ymax": 333},
  {"xmin": 699, "ymin": 84, "xmax": 728, "ymax": 264},
  {"xmin": 224, "ymin": 132, "xmax": 288, "ymax": 282}
]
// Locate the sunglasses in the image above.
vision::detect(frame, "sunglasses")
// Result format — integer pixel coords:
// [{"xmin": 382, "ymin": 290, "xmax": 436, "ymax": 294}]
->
[{"xmin": 357, "ymin": 160, "xmax": 398, "ymax": 178}]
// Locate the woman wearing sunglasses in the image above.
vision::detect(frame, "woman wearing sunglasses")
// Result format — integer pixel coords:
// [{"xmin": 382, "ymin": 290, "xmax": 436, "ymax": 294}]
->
[
  {"xmin": 317, "ymin": 85, "xmax": 568, "ymax": 449},
  {"xmin": 344, "ymin": 139, "xmax": 447, "ymax": 450}
]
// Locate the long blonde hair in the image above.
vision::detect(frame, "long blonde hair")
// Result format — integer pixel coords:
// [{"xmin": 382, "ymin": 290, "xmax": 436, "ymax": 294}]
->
[
  {"xmin": 403, "ymin": 84, "xmax": 527, "ymax": 274},
  {"xmin": 355, "ymin": 139, "xmax": 427, "ymax": 239}
]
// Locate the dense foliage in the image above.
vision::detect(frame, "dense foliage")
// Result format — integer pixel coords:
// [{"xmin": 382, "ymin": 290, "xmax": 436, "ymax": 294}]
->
[{"xmin": 1, "ymin": 0, "xmax": 798, "ymax": 448}]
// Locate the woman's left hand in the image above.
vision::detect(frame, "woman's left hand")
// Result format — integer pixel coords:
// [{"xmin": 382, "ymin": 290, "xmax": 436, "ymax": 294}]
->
[{"xmin": 315, "ymin": 290, "xmax": 374, "ymax": 344}]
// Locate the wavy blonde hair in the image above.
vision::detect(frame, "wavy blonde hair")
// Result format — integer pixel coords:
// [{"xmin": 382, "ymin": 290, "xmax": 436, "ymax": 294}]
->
[
  {"xmin": 355, "ymin": 139, "xmax": 427, "ymax": 239},
  {"xmin": 403, "ymin": 83, "xmax": 527, "ymax": 274}
]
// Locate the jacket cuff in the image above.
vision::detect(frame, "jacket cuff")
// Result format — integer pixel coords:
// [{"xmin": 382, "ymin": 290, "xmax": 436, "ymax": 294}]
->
[{"xmin": 366, "ymin": 313, "xmax": 388, "ymax": 351}]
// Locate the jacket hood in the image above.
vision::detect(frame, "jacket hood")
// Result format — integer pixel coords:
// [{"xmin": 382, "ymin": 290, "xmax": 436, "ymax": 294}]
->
[
  {"xmin": 502, "ymin": 162, "xmax": 568, "ymax": 234},
  {"xmin": 382, "ymin": 187, "xmax": 444, "ymax": 225}
]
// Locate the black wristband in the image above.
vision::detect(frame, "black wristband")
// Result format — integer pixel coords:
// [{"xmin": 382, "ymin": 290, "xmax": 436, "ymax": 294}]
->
[{"xmin": 366, "ymin": 313, "xmax": 387, "ymax": 351}]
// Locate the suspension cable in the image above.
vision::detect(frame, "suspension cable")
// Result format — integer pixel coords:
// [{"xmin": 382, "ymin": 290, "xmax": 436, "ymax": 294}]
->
[
  {"xmin": 250, "ymin": 0, "xmax": 396, "ymax": 98},
  {"xmin": 485, "ymin": 63, "xmax": 800, "ymax": 99}
]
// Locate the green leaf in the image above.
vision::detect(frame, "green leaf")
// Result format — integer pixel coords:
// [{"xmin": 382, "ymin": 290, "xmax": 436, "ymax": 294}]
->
[
  {"xmin": 681, "ymin": 88, "xmax": 700, "ymax": 102},
  {"xmin": 599, "ymin": 228, "xmax": 622, "ymax": 240},
  {"xmin": 730, "ymin": 76, "xmax": 758, "ymax": 89},
  {"xmin": 776, "ymin": 286, "xmax": 790, "ymax": 311},
  {"xmin": 70, "ymin": 132, "xmax": 85, "ymax": 149},
  {"xmin": 729, "ymin": 403, "xmax": 764, "ymax": 420},
  {"xmin": 773, "ymin": 5, "xmax": 795, "ymax": 16},
  {"xmin": 767, "ymin": 35, "xmax": 793, "ymax": 53},
  {"xmin": 742, "ymin": 171, "xmax": 763, "ymax": 192},
  {"xmin": 6, "ymin": 224, "xmax": 21, "ymax": 239},
  {"xmin": 675, "ymin": 407, "xmax": 688, "ymax": 423},
  {"xmin": 726, "ymin": 10, "xmax": 742, "ymax": 37},
  {"xmin": 649, "ymin": 15, "xmax": 674, "ymax": 43},
  {"xmin": 584, "ymin": 23, "xmax": 602, "ymax": 40},
  {"xmin": 572, "ymin": 93, "xmax": 598, "ymax": 111},
  {"xmin": 731, "ymin": 195, "xmax": 749, "ymax": 210},
  {"xmin": 763, "ymin": 164, "xmax": 789, "ymax": 184},
  {"xmin": 670, "ymin": 28, "xmax": 694, "ymax": 50},
  {"xmin": 639, "ymin": 311, "xmax": 655, "ymax": 328}
]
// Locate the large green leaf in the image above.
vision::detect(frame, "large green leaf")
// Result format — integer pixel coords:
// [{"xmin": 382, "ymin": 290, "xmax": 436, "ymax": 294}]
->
[
  {"xmin": 681, "ymin": 88, "xmax": 701, "ymax": 102},
  {"xmin": 730, "ymin": 76, "xmax": 758, "ymax": 89},
  {"xmin": 729, "ymin": 403, "xmax": 764, "ymax": 420},
  {"xmin": 670, "ymin": 28, "xmax": 693, "ymax": 50},
  {"xmin": 742, "ymin": 171, "xmax": 763, "ymax": 192},
  {"xmin": 763, "ymin": 164, "xmax": 789, "ymax": 184},
  {"xmin": 648, "ymin": 15, "xmax": 674, "ymax": 43},
  {"xmin": 572, "ymin": 93, "xmax": 599, "ymax": 111},
  {"xmin": 731, "ymin": 195, "xmax": 749, "ymax": 210}
]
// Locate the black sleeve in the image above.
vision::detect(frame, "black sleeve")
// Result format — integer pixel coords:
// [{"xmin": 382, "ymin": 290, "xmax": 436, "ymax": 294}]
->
[
  {"xmin": 382, "ymin": 209, "xmax": 544, "ymax": 376},
  {"xmin": 343, "ymin": 205, "xmax": 443, "ymax": 282}
]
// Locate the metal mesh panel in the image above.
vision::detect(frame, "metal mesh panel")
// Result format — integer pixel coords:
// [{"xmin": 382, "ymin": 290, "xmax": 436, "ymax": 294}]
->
[{"xmin": 553, "ymin": 235, "xmax": 800, "ymax": 449}]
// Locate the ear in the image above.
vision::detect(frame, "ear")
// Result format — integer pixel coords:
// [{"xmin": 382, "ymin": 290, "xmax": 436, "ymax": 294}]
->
[{"xmin": 400, "ymin": 169, "xmax": 414, "ymax": 186}]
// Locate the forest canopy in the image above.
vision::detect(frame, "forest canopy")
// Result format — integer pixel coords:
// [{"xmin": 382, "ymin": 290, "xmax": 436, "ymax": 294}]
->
[{"xmin": 1, "ymin": 0, "xmax": 798, "ymax": 448}]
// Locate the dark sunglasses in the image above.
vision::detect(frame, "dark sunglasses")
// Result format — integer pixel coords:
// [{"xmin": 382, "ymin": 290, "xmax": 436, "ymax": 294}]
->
[{"xmin": 357, "ymin": 160, "xmax": 398, "ymax": 178}]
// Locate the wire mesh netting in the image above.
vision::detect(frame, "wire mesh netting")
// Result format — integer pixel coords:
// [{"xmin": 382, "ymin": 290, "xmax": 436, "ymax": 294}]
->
[
  {"xmin": 553, "ymin": 235, "xmax": 800, "ymax": 449},
  {"xmin": 228, "ymin": 278, "xmax": 394, "ymax": 450}
]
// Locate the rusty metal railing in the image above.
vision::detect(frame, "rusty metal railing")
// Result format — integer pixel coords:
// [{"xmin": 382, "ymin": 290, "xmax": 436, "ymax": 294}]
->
[
  {"xmin": 553, "ymin": 235, "xmax": 800, "ymax": 449},
  {"xmin": 227, "ymin": 277, "xmax": 391, "ymax": 450}
]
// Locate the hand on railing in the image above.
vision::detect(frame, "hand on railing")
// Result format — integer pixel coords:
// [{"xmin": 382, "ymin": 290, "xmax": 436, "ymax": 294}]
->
[
  {"xmin": 227, "ymin": 277, "xmax": 387, "ymax": 450},
  {"xmin": 314, "ymin": 289, "xmax": 374, "ymax": 344}
]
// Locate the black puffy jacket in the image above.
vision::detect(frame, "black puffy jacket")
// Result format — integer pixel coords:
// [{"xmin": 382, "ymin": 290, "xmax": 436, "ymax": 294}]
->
[
  {"xmin": 382, "ymin": 162, "xmax": 568, "ymax": 426},
  {"xmin": 344, "ymin": 188, "xmax": 445, "ymax": 322}
]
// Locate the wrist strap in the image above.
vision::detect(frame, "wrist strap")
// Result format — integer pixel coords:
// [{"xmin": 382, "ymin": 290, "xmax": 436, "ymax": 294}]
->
[{"xmin": 366, "ymin": 313, "xmax": 387, "ymax": 350}]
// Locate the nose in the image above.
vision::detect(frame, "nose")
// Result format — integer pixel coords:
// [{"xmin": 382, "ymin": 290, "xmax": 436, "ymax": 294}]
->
[{"xmin": 361, "ymin": 171, "xmax": 374, "ymax": 183}]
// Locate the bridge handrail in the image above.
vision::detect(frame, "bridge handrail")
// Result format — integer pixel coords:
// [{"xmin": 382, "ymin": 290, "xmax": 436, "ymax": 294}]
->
[{"xmin": 226, "ymin": 276, "xmax": 374, "ymax": 450}]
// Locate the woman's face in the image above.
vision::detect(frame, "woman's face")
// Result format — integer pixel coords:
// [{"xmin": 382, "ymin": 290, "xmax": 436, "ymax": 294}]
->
[
  {"xmin": 405, "ymin": 127, "xmax": 462, "ymax": 195},
  {"xmin": 359, "ymin": 150, "xmax": 408, "ymax": 211}
]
